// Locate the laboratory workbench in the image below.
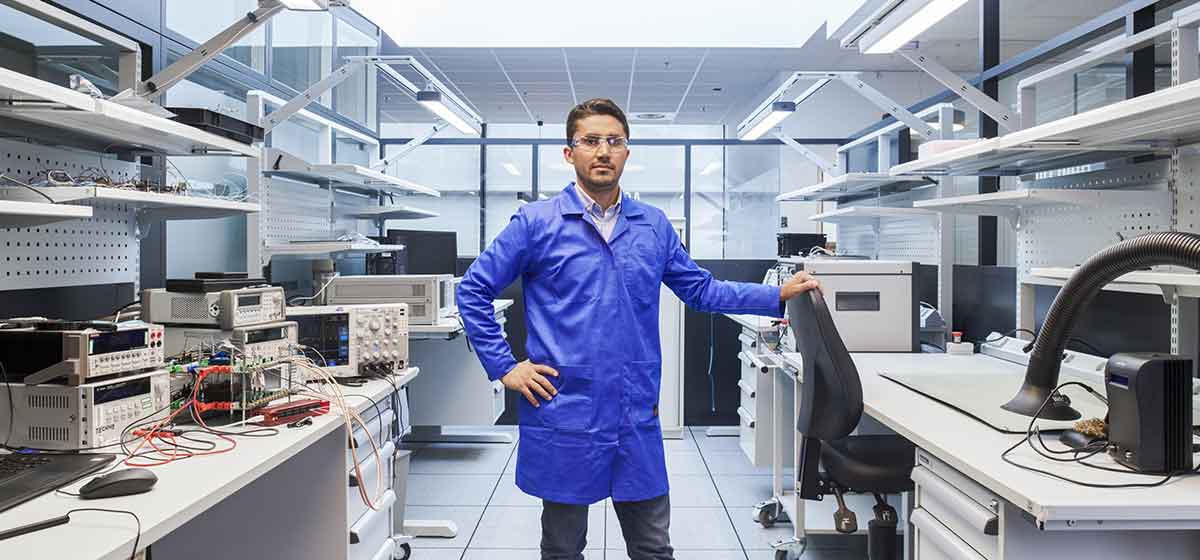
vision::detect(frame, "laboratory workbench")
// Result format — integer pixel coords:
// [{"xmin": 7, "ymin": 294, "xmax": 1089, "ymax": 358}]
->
[{"xmin": 0, "ymin": 370, "xmax": 418, "ymax": 560}]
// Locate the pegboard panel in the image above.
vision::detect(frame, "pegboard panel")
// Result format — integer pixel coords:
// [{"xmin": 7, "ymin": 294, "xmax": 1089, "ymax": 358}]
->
[
  {"xmin": 1, "ymin": 203, "xmax": 138, "ymax": 290},
  {"xmin": 1017, "ymin": 161, "xmax": 1172, "ymax": 280},
  {"xmin": 0, "ymin": 139, "xmax": 141, "ymax": 292},
  {"xmin": 261, "ymin": 177, "xmax": 333, "ymax": 244},
  {"xmin": 332, "ymin": 190, "xmax": 378, "ymax": 238},
  {"xmin": 838, "ymin": 190, "xmax": 942, "ymax": 265},
  {"xmin": 1175, "ymin": 153, "xmax": 1200, "ymax": 233},
  {"xmin": 0, "ymin": 138, "xmax": 141, "ymax": 185}
]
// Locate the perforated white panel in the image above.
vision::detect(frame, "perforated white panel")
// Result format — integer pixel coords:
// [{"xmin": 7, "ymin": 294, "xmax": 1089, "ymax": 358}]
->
[
  {"xmin": 261, "ymin": 177, "xmax": 333, "ymax": 244},
  {"xmin": 837, "ymin": 190, "xmax": 941, "ymax": 265},
  {"xmin": 0, "ymin": 139, "xmax": 140, "ymax": 291}
]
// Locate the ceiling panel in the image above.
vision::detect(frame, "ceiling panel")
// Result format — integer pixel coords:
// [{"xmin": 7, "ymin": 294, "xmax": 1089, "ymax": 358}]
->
[{"xmin": 380, "ymin": 2, "xmax": 1130, "ymax": 126}]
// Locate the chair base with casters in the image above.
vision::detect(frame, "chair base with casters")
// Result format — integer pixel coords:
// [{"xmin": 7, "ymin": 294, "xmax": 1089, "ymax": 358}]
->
[{"xmin": 780, "ymin": 291, "xmax": 919, "ymax": 560}]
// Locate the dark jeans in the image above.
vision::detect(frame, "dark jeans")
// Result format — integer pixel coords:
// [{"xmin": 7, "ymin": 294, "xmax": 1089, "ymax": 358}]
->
[{"xmin": 541, "ymin": 494, "xmax": 674, "ymax": 560}]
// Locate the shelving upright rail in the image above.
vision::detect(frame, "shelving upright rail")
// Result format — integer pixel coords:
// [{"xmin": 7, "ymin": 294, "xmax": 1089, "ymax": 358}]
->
[{"xmin": 889, "ymin": 2, "xmax": 1200, "ymax": 370}]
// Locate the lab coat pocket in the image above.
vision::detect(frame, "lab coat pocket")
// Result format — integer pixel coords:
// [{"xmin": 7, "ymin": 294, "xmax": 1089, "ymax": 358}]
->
[
  {"xmin": 538, "ymin": 365, "xmax": 597, "ymax": 432},
  {"xmin": 622, "ymin": 226, "xmax": 661, "ymax": 305},
  {"xmin": 628, "ymin": 360, "xmax": 662, "ymax": 425}
]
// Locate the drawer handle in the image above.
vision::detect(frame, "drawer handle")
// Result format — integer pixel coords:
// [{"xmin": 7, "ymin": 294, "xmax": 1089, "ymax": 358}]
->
[
  {"xmin": 736, "ymin": 351, "xmax": 772, "ymax": 373},
  {"xmin": 737, "ymin": 406, "xmax": 756, "ymax": 428},
  {"xmin": 737, "ymin": 379, "xmax": 756, "ymax": 399},
  {"xmin": 350, "ymin": 442, "xmax": 396, "ymax": 488},
  {"xmin": 913, "ymin": 466, "xmax": 999, "ymax": 536},
  {"xmin": 350, "ymin": 490, "xmax": 397, "ymax": 545},
  {"xmin": 737, "ymin": 333, "xmax": 758, "ymax": 348},
  {"xmin": 911, "ymin": 509, "xmax": 987, "ymax": 560}
]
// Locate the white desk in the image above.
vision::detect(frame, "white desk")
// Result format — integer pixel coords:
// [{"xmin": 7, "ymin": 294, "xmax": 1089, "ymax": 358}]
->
[
  {"xmin": 407, "ymin": 300, "xmax": 513, "ymax": 444},
  {"xmin": 852, "ymin": 353, "xmax": 1200, "ymax": 559},
  {"xmin": 0, "ymin": 370, "xmax": 417, "ymax": 560}
]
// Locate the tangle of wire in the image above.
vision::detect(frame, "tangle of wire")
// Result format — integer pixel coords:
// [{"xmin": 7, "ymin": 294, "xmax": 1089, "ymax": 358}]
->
[{"xmin": 1000, "ymin": 381, "xmax": 1200, "ymax": 489}]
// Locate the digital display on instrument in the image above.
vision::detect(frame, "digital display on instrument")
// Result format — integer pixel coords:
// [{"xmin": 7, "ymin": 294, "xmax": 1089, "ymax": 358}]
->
[
  {"xmin": 239, "ymin": 294, "xmax": 262, "ymax": 307},
  {"xmin": 94, "ymin": 377, "xmax": 153, "ymax": 405},
  {"xmin": 294, "ymin": 314, "xmax": 350, "ymax": 367},
  {"xmin": 88, "ymin": 329, "xmax": 148, "ymax": 356},
  {"xmin": 835, "ymin": 292, "xmax": 881, "ymax": 312},
  {"xmin": 245, "ymin": 326, "xmax": 287, "ymax": 344}
]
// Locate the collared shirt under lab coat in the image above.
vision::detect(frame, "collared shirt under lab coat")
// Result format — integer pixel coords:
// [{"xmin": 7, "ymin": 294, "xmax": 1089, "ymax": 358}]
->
[{"xmin": 457, "ymin": 183, "xmax": 783, "ymax": 504}]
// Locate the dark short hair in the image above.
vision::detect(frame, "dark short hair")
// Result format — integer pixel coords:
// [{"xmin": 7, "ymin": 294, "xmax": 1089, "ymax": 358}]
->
[{"xmin": 566, "ymin": 98, "xmax": 630, "ymax": 142}]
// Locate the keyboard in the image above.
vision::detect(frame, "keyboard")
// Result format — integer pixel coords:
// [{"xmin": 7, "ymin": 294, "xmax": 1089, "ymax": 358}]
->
[{"xmin": 0, "ymin": 453, "xmax": 115, "ymax": 513}]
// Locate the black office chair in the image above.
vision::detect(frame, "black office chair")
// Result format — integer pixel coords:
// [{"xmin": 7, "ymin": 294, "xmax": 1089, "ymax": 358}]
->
[{"xmin": 789, "ymin": 290, "xmax": 916, "ymax": 560}]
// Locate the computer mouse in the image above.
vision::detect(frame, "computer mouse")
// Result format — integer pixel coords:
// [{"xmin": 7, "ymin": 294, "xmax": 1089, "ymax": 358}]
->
[
  {"xmin": 1058, "ymin": 429, "xmax": 1104, "ymax": 451},
  {"xmin": 78, "ymin": 468, "xmax": 158, "ymax": 500}
]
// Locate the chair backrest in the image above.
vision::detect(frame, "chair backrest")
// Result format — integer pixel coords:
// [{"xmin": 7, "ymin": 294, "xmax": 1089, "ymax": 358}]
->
[{"xmin": 789, "ymin": 289, "xmax": 864, "ymax": 441}]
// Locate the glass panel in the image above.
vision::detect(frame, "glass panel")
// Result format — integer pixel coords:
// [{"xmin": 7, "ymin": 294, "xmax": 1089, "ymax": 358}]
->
[
  {"xmin": 161, "ymin": 62, "xmax": 251, "ymax": 276},
  {"xmin": 267, "ymin": 105, "xmax": 325, "ymax": 163},
  {"xmin": 335, "ymin": 19, "xmax": 377, "ymax": 129},
  {"xmin": 334, "ymin": 132, "xmax": 372, "ymax": 167},
  {"xmin": 165, "ymin": 0, "xmax": 265, "ymax": 73},
  {"xmin": 538, "ymin": 144, "xmax": 575, "ymax": 194},
  {"xmin": 382, "ymin": 144, "xmax": 481, "ymax": 256},
  {"xmin": 271, "ymin": 10, "xmax": 333, "ymax": 96},
  {"xmin": 0, "ymin": 3, "xmax": 123, "ymax": 94},
  {"xmin": 707, "ymin": 145, "xmax": 782, "ymax": 260},
  {"xmin": 485, "ymin": 145, "xmax": 533, "ymax": 246},
  {"xmin": 622, "ymin": 144, "xmax": 685, "ymax": 235}
]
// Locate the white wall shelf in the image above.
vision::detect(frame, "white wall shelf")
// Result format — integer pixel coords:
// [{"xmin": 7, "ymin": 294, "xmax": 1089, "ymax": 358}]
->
[
  {"xmin": 890, "ymin": 78, "xmax": 1200, "ymax": 177},
  {"xmin": 809, "ymin": 206, "xmax": 938, "ymax": 224},
  {"xmin": 912, "ymin": 189, "xmax": 1166, "ymax": 222},
  {"xmin": 0, "ymin": 67, "xmax": 258, "ymax": 157},
  {"xmin": 23, "ymin": 187, "xmax": 260, "ymax": 222},
  {"xmin": 1029, "ymin": 267, "xmax": 1200, "ymax": 299},
  {"xmin": 0, "ymin": 199, "xmax": 93, "ymax": 226},
  {"xmin": 263, "ymin": 149, "xmax": 439, "ymax": 197},
  {"xmin": 263, "ymin": 241, "xmax": 406, "ymax": 259},
  {"xmin": 345, "ymin": 206, "xmax": 440, "ymax": 220},
  {"xmin": 777, "ymin": 173, "xmax": 933, "ymax": 202}
]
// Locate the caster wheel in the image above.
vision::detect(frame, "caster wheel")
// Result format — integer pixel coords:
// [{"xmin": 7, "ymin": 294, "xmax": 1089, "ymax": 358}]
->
[
  {"xmin": 758, "ymin": 506, "xmax": 778, "ymax": 528},
  {"xmin": 396, "ymin": 542, "xmax": 411, "ymax": 560}
]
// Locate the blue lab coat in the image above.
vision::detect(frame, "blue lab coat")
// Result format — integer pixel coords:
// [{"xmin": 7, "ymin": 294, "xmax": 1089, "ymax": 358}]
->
[{"xmin": 458, "ymin": 184, "xmax": 783, "ymax": 505}]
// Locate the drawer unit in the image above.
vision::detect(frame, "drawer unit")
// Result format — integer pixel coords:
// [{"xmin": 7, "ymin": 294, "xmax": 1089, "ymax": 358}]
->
[
  {"xmin": 736, "ymin": 328, "xmax": 789, "ymax": 467},
  {"xmin": 349, "ymin": 490, "xmax": 396, "ymax": 560},
  {"xmin": 912, "ymin": 449, "xmax": 1000, "ymax": 560},
  {"xmin": 349, "ymin": 441, "xmax": 397, "ymax": 528},
  {"xmin": 349, "ymin": 408, "xmax": 395, "ymax": 466}
]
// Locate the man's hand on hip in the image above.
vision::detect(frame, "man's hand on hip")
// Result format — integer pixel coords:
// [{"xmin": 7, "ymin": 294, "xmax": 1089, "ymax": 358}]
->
[
  {"xmin": 780, "ymin": 271, "xmax": 821, "ymax": 301},
  {"xmin": 502, "ymin": 360, "xmax": 559, "ymax": 407}
]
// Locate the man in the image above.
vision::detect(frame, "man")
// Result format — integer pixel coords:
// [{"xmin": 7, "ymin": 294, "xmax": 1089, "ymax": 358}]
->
[{"xmin": 457, "ymin": 98, "xmax": 820, "ymax": 560}]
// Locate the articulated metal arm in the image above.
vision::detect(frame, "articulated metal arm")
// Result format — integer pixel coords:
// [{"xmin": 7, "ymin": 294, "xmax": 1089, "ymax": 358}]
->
[
  {"xmin": 373, "ymin": 122, "xmax": 450, "ymax": 171},
  {"xmin": 900, "ymin": 50, "xmax": 1019, "ymax": 132},
  {"xmin": 774, "ymin": 133, "xmax": 839, "ymax": 176}
]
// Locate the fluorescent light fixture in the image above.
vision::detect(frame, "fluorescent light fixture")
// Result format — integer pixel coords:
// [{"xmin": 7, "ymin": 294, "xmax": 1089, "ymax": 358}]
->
[
  {"xmin": 276, "ymin": 0, "xmax": 329, "ymax": 10},
  {"xmin": 502, "ymin": 163, "xmax": 522, "ymax": 177},
  {"xmin": 699, "ymin": 162, "xmax": 722, "ymax": 176},
  {"xmin": 861, "ymin": 0, "xmax": 969, "ymax": 54},
  {"xmin": 417, "ymin": 90, "xmax": 481, "ymax": 136},
  {"xmin": 738, "ymin": 101, "xmax": 796, "ymax": 141}
]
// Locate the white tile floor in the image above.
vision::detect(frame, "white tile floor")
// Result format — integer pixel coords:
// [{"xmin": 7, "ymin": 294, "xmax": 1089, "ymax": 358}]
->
[{"xmin": 403, "ymin": 427, "xmax": 871, "ymax": 559}]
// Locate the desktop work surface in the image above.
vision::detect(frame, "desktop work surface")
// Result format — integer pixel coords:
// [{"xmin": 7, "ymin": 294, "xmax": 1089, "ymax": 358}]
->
[
  {"xmin": 0, "ymin": 372, "xmax": 417, "ymax": 560},
  {"xmin": 853, "ymin": 353, "xmax": 1200, "ymax": 530}
]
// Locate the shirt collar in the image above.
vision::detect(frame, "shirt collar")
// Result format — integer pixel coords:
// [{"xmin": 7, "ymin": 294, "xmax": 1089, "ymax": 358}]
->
[{"xmin": 574, "ymin": 183, "xmax": 621, "ymax": 219}]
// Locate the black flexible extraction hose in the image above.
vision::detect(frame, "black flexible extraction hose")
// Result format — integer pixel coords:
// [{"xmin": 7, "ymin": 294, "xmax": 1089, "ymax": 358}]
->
[{"xmin": 1003, "ymin": 231, "xmax": 1200, "ymax": 420}]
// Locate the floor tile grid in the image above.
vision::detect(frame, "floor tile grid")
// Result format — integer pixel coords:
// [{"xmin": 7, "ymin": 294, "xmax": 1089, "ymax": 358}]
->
[
  {"xmin": 687, "ymin": 427, "xmax": 753, "ymax": 560},
  {"xmin": 458, "ymin": 441, "xmax": 524, "ymax": 558}
]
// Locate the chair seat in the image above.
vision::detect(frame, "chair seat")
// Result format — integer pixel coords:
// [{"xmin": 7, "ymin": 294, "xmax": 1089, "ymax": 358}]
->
[{"xmin": 821, "ymin": 435, "xmax": 916, "ymax": 494}]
